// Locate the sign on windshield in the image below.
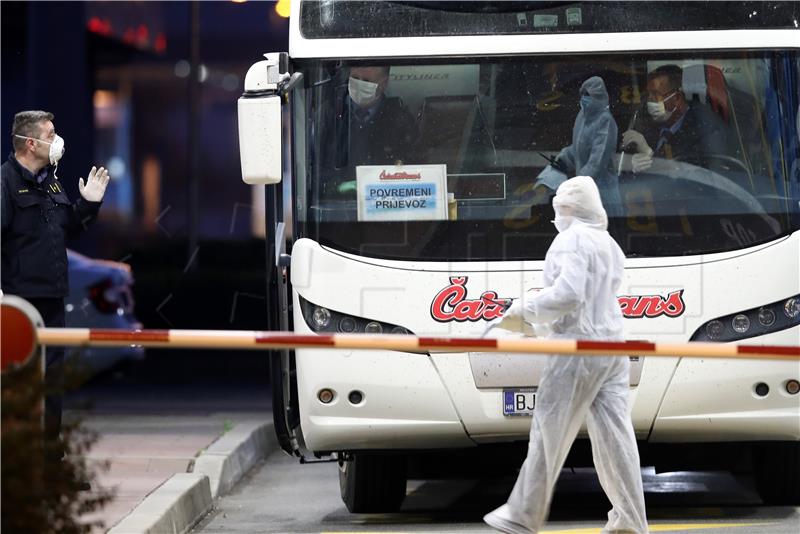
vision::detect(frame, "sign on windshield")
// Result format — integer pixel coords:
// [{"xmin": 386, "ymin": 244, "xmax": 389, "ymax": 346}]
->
[{"xmin": 357, "ymin": 164, "xmax": 448, "ymax": 222}]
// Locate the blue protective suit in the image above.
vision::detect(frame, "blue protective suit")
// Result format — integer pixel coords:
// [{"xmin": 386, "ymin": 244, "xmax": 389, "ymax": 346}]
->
[{"xmin": 546, "ymin": 77, "xmax": 623, "ymax": 218}]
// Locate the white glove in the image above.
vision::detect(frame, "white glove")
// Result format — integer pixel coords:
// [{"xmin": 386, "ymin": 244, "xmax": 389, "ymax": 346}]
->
[
  {"xmin": 79, "ymin": 166, "xmax": 110, "ymax": 202},
  {"xmin": 503, "ymin": 300, "xmax": 523, "ymax": 319},
  {"xmin": 622, "ymin": 129, "xmax": 653, "ymax": 155},
  {"xmin": 482, "ymin": 300, "xmax": 533, "ymax": 338},
  {"xmin": 631, "ymin": 152, "xmax": 654, "ymax": 173},
  {"xmin": 483, "ymin": 316, "xmax": 538, "ymax": 338}
]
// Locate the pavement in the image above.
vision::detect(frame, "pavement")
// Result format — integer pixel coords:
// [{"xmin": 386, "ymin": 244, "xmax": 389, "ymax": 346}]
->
[
  {"xmin": 63, "ymin": 350, "xmax": 277, "ymax": 533},
  {"xmin": 198, "ymin": 452, "xmax": 800, "ymax": 534}
]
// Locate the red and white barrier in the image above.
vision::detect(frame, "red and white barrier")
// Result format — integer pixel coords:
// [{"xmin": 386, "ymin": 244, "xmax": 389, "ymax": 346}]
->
[{"xmin": 35, "ymin": 327, "xmax": 800, "ymax": 361}]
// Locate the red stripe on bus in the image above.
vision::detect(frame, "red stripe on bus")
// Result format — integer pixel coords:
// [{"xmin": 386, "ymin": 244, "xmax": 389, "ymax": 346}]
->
[
  {"xmin": 255, "ymin": 334, "xmax": 336, "ymax": 346},
  {"xmin": 577, "ymin": 340, "xmax": 656, "ymax": 352},
  {"xmin": 89, "ymin": 330, "xmax": 169, "ymax": 343},
  {"xmin": 418, "ymin": 337, "xmax": 498, "ymax": 349},
  {"xmin": 738, "ymin": 345, "xmax": 800, "ymax": 357}
]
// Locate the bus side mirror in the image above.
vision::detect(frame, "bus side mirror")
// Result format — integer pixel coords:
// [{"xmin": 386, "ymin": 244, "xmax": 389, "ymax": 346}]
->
[
  {"xmin": 237, "ymin": 54, "xmax": 289, "ymax": 185},
  {"xmin": 238, "ymin": 93, "xmax": 282, "ymax": 185}
]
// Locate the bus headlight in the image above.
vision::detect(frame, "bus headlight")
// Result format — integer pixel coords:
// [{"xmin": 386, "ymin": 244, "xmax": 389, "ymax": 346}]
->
[
  {"xmin": 691, "ymin": 293, "xmax": 800, "ymax": 343},
  {"xmin": 785, "ymin": 297, "xmax": 800, "ymax": 319},
  {"xmin": 299, "ymin": 295, "xmax": 414, "ymax": 336},
  {"xmin": 312, "ymin": 306, "xmax": 332, "ymax": 330},
  {"xmin": 706, "ymin": 320, "xmax": 724, "ymax": 340},
  {"xmin": 338, "ymin": 317, "xmax": 356, "ymax": 333},
  {"xmin": 731, "ymin": 314, "xmax": 750, "ymax": 334},
  {"xmin": 758, "ymin": 307, "xmax": 776, "ymax": 327},
  {"xmin": 364, "ymin": 322, "xmax": 383, "ymax": 334}
]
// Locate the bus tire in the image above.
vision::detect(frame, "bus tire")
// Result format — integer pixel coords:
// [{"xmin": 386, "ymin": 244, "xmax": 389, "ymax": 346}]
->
[
  {"xmin": 754, "ymin": 442, "xmax": 800, "ymax": 505},
  {"xmin": 339, "ymin": 453, "xmax": 407, "ymax": 513}
]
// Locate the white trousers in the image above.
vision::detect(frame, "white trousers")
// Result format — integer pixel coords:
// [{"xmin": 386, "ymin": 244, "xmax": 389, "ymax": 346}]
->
[{"xmin": 485, "ymin": 355, "xmax": 648, "ymax": 534}]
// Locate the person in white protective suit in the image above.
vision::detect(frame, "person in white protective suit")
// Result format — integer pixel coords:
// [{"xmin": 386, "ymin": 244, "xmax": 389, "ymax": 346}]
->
[{"xmin": 483, "ymin": 176, "xmax": 648, "ymax": 534}]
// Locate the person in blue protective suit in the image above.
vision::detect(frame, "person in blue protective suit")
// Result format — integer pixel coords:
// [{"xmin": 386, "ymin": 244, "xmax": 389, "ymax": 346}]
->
[
  {"xmin": 483, "ymin": 176, "xmax": 648, "ymax": 534},
  {"xmin": 535, "ymin": 77, "xmax": 622, "ymax": 218}
]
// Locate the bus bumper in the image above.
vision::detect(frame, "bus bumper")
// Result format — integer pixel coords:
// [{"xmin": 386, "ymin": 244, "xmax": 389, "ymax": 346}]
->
[
  {"xmin": 296, "ymin": 347, "xmax": 474, "ymax": 452},
  {"xmin": 650, "ymin": 326, "xmax": 800, "ymax": 442}
]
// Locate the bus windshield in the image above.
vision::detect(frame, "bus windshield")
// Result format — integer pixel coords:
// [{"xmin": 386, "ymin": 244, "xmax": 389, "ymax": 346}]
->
[{"xmin": 294, "ymin": 52, "xmax": 799, "ymax": 261}]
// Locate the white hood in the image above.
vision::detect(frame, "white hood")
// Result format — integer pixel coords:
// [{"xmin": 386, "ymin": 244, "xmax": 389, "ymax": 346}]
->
[{"xmin": 552, "ymin": 175, "xmax": 609, "ymax": 231}]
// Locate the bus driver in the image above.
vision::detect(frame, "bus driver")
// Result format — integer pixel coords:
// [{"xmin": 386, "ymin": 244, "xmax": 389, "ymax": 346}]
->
[{"xmin": 330, "ymin": 66, "xmax": 418, "ymax": 194}]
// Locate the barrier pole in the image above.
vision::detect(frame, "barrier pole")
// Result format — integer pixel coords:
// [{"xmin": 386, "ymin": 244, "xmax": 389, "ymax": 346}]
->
[{"xmin": 36, "ymin": 328, "xmax": 800, "ymax": 361}]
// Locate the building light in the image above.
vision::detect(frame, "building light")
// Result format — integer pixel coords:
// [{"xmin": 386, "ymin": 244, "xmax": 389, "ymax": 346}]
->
[{"xmin": 275, "ymin": 0, "xmax": 290, "ymax": 18}]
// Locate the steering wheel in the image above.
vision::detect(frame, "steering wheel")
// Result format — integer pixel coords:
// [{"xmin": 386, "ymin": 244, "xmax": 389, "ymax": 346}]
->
[{"xmin": 674, "ymin": 153, "xmax": 751, "ymax": 177}]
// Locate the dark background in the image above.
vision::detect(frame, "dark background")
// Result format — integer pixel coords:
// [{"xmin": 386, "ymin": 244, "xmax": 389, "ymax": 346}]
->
[{"xmin": 2, "ymin": 0, "xmax": 290, "ymax": 379}]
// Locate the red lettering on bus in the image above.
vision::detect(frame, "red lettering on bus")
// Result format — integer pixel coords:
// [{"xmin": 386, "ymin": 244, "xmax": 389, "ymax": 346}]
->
[
  {"xmin": 431, "ymin": 278, "xmax": 685, "ymax": 322},
  {"xmin": 430, "ymin": 277, "xmax": 511, "ymax": 322},
  {"xmin": 617, "ymin": 290, "xmax": 686, "ymax": 318}
]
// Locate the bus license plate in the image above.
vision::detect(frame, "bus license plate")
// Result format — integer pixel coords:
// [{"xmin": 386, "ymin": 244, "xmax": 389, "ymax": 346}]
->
[{"xmin": 503, "ymin": 389, "xmax": 536, "ymax": 416}]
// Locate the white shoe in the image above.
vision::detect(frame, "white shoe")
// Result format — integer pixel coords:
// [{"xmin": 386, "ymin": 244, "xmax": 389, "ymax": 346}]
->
[{"xmin": 483, "ymin": 506, "xmax": 535, "ymax": 534}]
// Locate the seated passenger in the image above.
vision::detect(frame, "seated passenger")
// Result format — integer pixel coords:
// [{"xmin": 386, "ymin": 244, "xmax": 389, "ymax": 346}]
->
[
  {"xmin": 535, "ymin": 76, "xmax": 623, "ymax": 218},
  {"xmin": 330, "ymin": 66, "xmax": 418, "ymax": 193},
  {"xmin": 622, "ymin": 64, "xmax": 729, "ymax": 174}
]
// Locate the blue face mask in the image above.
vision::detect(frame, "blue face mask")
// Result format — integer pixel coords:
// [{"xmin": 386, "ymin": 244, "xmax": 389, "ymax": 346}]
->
[{"xmin": 580, "ymin": 95, "xmax": 593, "ymax": 109}]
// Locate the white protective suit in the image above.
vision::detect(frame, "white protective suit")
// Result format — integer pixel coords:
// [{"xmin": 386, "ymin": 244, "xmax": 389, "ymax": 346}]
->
[{"xmin": 484, "ymin": 176, "xmax": 648, "ymax": 534}]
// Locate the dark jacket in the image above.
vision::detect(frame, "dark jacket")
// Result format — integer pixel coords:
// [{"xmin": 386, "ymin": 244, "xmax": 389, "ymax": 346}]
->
[
  {"xmin": 637, "ymin": 103, "xmax": 730, "ymax": 169},
  {"xmin": 1, "ymin": 154, "xmax": 101, "ymax": 298},
  {"xmin": 333, "ymin": 95, "xmax": 418, "ymax": 171}
]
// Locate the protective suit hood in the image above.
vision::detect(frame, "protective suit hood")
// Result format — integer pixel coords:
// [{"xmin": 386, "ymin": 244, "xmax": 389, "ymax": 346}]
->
[
  {"xmin": 552, "ymin": 175, "xmax": 608, "ymax": 231},
  {"xmin": 579, "ymin": 76, "xmax": 610, "ymax": 116}
]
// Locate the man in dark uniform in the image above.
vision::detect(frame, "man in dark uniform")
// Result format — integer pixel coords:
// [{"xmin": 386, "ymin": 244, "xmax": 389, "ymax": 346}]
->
[
  {"xmin": 328, "ymin": 66, "xmax": 418, "ymax": 194},
  {"xmin": 622, "ymin": 64, "xmax": 729, "ymax": 174},
  {"xmin": 1, "ymin": 110, "xmax": 109, "ymax": 471}
]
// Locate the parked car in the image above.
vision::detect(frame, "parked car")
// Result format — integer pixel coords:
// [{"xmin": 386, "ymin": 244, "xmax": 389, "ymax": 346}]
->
[{"xmin": 64, "ymin": 249, "xmax": 144, "ymax": 374}]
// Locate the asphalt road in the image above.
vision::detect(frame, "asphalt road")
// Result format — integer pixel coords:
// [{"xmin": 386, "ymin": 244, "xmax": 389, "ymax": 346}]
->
[{"xmin": 194, "ymin": 450, "xmax": 800, "ymax": 534}]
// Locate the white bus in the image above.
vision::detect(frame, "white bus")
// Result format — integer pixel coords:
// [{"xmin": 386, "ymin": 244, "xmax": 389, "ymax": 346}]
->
[{"xmin": 238, "ymin": 0, "xmax": 800, "ymax": 513}]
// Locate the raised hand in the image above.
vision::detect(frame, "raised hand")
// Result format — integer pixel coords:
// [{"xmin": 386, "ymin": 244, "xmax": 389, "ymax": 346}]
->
[{"xmin": 78, "ymin": 166, "xmax": 110, "ymax": 202}]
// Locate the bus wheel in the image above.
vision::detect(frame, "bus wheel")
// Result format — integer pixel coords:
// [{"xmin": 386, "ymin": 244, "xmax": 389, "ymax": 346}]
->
[
  {"xmin": 754, "ymin": 442, "xmax": 800, "ymax": 505},
  {"xmin": 339, "ymin": 452, "xmax": 407, "ymax": 513}
]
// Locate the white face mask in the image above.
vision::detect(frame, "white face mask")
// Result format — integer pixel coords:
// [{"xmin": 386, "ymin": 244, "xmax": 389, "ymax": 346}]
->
[
  {"xmin": 646, "ymin": 91, "xmax": 678, "ymax": 123},
  {"xmin": 15, "ymin": 133, "xmax": 65, "ymax": 165},
  {"xmin": 349, "ymin": 76, "xmax": 380, "ymax": 107},
  {"xmin": 552, "ymin": 213, "xmax": 574, "ymax": 233}
]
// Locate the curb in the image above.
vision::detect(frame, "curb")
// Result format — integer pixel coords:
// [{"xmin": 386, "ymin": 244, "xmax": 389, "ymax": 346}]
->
[
  {"xmin": 108, "ymin": 474, "xmax": 211, "ymax": 534},
  {"xmin": 108, "ymin": 421, "xmax": 277, "ymax": 533},
  {"xmin": 193, "ymin": 421, "xmax": 278, "ymax": 499}
]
